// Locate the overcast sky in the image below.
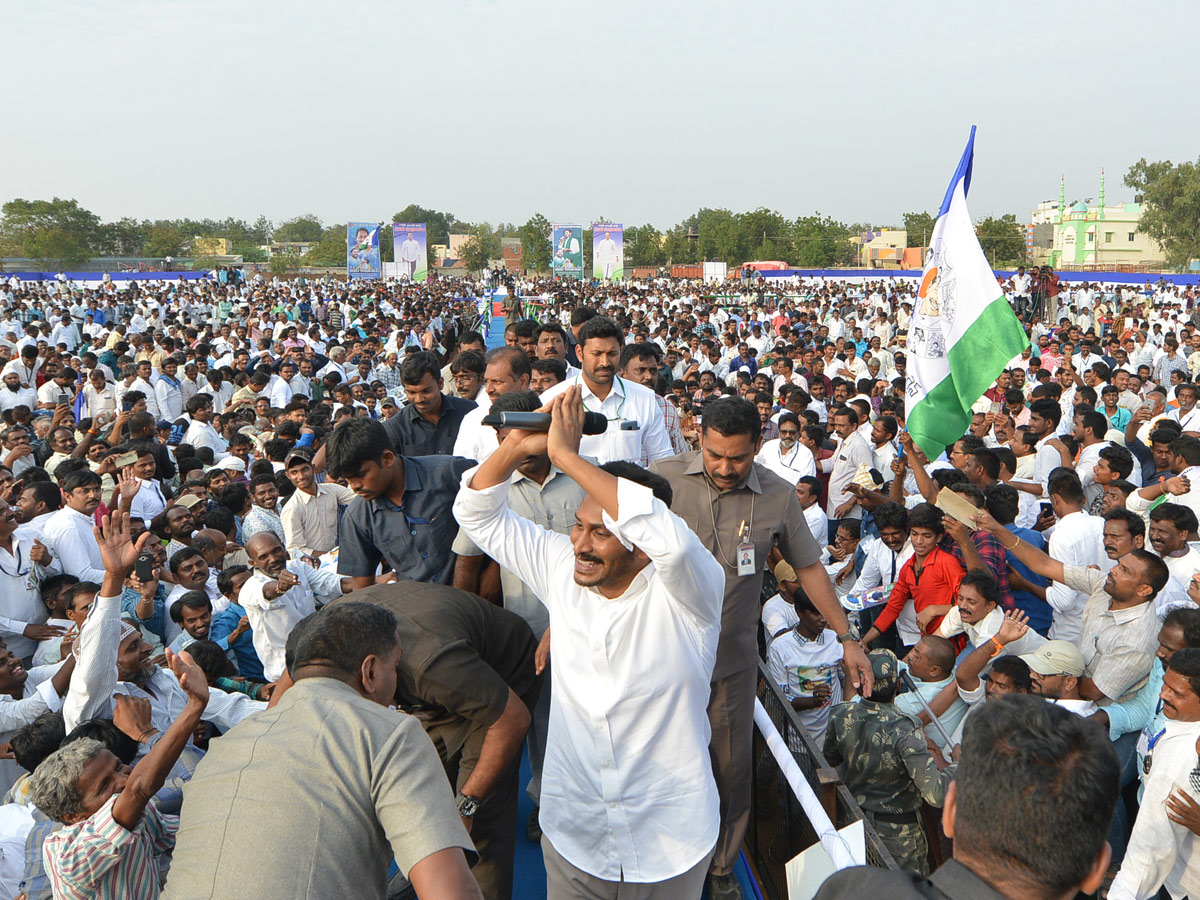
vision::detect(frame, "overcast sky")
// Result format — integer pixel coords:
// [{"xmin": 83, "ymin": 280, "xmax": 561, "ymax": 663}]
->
[{"xmin": 5, "ymin": 0, "xmax": 1196, "ymax": 233}]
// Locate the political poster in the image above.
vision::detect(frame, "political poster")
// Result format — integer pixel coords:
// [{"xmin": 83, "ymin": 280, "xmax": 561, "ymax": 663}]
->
[
  {"xmin": 592, "ymin": 223, "xmax": 624, "ymax": 281},
  {"xmin": 551, "ymin": 224, "xmax": 583, "ymax": 280},
  {"xmin": 347, "ymin": 223, "xmax": 381, "ymax": 280},
  {"xmin": 392, "ymin": 223, "xmax": 428, "ymax": 283}
]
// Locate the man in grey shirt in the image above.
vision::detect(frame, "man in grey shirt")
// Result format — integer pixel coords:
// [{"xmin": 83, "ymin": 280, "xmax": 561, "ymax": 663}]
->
[{"xmin": 163, "ymin": 602, "xmax": 481, "ymax": 900}]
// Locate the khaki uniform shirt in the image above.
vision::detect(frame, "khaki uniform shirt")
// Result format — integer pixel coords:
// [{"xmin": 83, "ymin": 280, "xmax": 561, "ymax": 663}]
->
[
  {"xmin": 651, "ymin": 451, "xmax": 821, "ymax": 680},
  {"xmin": 163, "ymin": 678, "xmax": 472, "ymax": 900}
]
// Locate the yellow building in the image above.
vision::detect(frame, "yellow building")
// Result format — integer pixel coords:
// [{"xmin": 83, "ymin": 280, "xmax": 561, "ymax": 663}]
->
[
  {"xmin": 854, "ymin": 229, "xmax": 907, "ymax": 269},
  {"xmin": 193, "ymin": 236, "xmax": 233, "ymax": 256},
  {"xmin": 1048, "ymin": 173, "xmax": 1165, "ymax": 269}
]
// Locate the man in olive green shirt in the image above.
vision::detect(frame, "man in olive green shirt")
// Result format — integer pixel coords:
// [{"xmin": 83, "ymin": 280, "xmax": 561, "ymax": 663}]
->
[{"xmin": 651, "ymin": 397, "xmax": 873, "ymax": 900}]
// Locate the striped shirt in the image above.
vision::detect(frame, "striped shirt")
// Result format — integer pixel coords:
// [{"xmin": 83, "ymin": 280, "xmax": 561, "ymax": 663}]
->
[{"xmin": 43, "ymin": 795, "xmax": 176, "ymax": 900}]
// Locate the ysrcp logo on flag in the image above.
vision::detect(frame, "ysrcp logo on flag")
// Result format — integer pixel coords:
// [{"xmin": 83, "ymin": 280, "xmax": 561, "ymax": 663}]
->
[{"xmin": 909, "ymin": 241, "xmax": 957, "ymax": 362}]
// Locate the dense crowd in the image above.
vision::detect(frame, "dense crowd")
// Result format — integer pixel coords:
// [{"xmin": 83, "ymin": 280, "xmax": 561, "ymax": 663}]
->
[{"xmin": 0, "ymin": 266, "xmax": 1195, "ymax": 900}]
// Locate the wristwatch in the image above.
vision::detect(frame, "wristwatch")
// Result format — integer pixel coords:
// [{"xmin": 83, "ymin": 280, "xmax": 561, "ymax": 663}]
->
[
  {"xmin": 836, "ymin": 626, "xmax": 861, "ymax": 644},
  {"xmin": 455, "ymin": 792, "xmax": 480, "ymax": 818}
]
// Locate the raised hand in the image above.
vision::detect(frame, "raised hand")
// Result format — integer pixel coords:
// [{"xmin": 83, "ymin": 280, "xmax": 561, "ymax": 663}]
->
[
  {"xmin": 117, "ymin": 468, "xmax": 140, "ymax": 505},
  {"xmin": 113, "ymin": 694, "xmax": 155, "ymax": 742},
  {"xmin": 29, "ymin": 539, "xmax": 52, "ymax": 567},
  {"xmin": 93, "ymin": 512, "xmax": 153, "ymax": 578},
  {"xmin": 275, "ymin": 568, "xmax": 300, "ymax": 593},
  {"xmin": 995, "ymin": 609, "xmax": 1030, "ymax": 645},
  {"xmin": 167, "ymin": 648, "xmax": 210, "ymax": 707},
  {"xmin": 970, "ymin": 508, "xmax": 1004, "ymax": 537},
  {"xmin": 546, "ymin": 387, "xmax": 584, "ymax": 465}
]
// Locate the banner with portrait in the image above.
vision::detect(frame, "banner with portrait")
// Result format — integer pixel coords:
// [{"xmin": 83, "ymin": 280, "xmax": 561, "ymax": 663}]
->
[
  {"xmin": 392, "ymin": 223, "xmax": 428, "ymax": 283},
  {"xmin": 592, "ymin": 223, "xmax": 624, "ymax": 281},
  {"xmin": 347, "ymin": 222, "xmax": 381, "ymax": 280},
  {"xmin": 551, "ymin": 224, "xmax": 583, "ymax": 280}
]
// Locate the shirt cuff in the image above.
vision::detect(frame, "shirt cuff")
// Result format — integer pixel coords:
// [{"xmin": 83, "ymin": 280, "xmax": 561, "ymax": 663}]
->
[
  {"xmin": 457, "ymin": 465, "xmax": 508, "ymax": 504},
  {"xmin": 35, "ymin": 677, "xmax": 64, "ymax": 712},
  {"xmin": 599, "ymin": 478, "xmax": 654, "ymax": 552}
]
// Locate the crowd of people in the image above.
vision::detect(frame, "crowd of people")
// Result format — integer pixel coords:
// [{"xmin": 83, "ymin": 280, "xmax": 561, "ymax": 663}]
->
[{"xmin": 0, "ymin": 266, "xmax": 1194, "ymax": 899}]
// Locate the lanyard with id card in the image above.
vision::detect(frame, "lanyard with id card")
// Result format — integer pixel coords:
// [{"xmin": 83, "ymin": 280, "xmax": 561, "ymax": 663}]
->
[{"xmin": 736, "ymin": 519, "xmax": 756, "ymax": 577}]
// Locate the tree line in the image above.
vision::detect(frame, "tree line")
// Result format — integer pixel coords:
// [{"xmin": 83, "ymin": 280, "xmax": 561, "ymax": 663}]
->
[{"xmin": 6, "ymin": 156, "xmax": 1199, "ymax": 271}]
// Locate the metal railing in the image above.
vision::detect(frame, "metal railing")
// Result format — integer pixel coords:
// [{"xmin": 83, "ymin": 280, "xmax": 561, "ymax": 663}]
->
[{"xmin": 747, "ymin": 663, "xmax": 898, "ymax": 899}]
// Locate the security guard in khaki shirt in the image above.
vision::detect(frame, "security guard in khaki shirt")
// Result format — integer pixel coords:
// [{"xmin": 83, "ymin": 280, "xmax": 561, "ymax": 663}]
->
[
  {"xmin": 345, "ymin": 581, "xmax": 542, "ymax": 900},
  {"xmin": 651, "ymin": 397, "xmax": 873, "ymax": 900}
]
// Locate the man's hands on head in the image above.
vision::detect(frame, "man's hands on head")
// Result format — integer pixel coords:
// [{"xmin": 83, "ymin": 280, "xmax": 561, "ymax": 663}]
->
[{"xmin": 546, "ymin": 386, "xmax": 585, "ymax": 467}]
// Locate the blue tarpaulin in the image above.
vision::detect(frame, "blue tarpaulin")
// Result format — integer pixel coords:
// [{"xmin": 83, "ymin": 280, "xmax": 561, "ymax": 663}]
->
[{"xmin": 756, "ymin": 268, "xmax": 1200, "ymax": 287}]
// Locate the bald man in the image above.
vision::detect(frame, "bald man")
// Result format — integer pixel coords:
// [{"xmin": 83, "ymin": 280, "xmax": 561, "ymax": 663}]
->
[{"xmin": 238, "ymin": 533, "xmax": 352, "ymax": 681}]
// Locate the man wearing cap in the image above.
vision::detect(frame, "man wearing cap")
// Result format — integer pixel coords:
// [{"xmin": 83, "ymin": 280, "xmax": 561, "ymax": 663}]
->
[
  {"xmin": 824, "ymin": 650, "xmax": 954, "ymax": 876},
  {"xmin": 281, "ymin": 449, "xmax": 355, "ymax": 558},
  {"xmin": 1019, "ymin": 640, "xmax": 1098, "ymax": 716}
]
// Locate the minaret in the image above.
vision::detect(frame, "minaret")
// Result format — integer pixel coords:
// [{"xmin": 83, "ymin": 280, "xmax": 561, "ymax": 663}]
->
[
  {"xmin": 1099, "ymin": 168, "xmax": 1106, "ymax": 220},
  {"xmin": 1058, "ymin": 175, "xmax": 1065, "ymax": 222}
]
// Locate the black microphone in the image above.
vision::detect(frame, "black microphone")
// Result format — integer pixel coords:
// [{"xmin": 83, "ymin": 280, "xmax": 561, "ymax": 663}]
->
[{"xmin": 481, "ymin": 411, "xmax": 608, "ymax": 435}]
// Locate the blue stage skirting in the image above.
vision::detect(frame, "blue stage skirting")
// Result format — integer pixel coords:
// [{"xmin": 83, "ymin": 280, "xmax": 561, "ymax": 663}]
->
[{"xmin": 758, "ymin": 267, "xmax": 1200, "ymax": 286}]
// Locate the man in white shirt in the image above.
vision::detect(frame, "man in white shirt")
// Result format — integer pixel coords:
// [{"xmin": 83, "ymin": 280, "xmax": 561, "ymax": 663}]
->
[
  {"xmin": 1043, "ymin": 470, "xmax": 1106, "ymax": 643},
  {"xmin": 182, "ymin": 394, "xmax": 228, "ymax": 461},
  {"xmin": 793, "ymin": 476, "xmax": 829, "ymax": 548},
  {"xmin": 1028, "ymin": 399, "xmax": 1067, "ymax": 496},
  {"xmin": 153, "ymin": 357, "xmax": 184, "ymax": 422},
  {"xmin": 281, "ymin": 450, "xmax": 355, "ymax": 557},
  {"xmin": 822, "ymin": 407, "xmax": 874, "ymax": 524},
  {"xmin": 0, "ymin": 373, "xmax": 36, "ymax": 415},
  {"xmin": 754, "ymin": 414, "xmax": 816, "ymax": 485},
  {"xmin": 452, "ymin": 347, "xmax": 532, "ymax": 464},
  {"xmin": 1109, "ymin": 648, "xmax": 1200, "ymax": 900},
  {"xmin": 239, "ymin": 533, "xmax": 351, "ymax": 682},
  {"xmin": 1011, "ymin": 267, "xmax": 1032, "ymax": 316},
  {"xmin": 41, "ymin": 469, "xmax": 107, "ymax": 584},
  {"xmin": 454, "ymin": 387, "xmax": 724, "ymax": 898},
  {"xmin": 269, "ymin": 361, "xmax": 296, "ymax": 410},
  {"xmin": 1147, "ymin": 503, "xmax": 1200, "ymax": 585},
  {"xmin": 61, "ymin": 514, "xmax": 265, "ymax": 739},
  {"xmin": 541, "ymin": 317, "xmax": 672, "ymax": 467},
  {"xmin": 129, "ymin": 359, "xmax": 160, "ymax": 420}
]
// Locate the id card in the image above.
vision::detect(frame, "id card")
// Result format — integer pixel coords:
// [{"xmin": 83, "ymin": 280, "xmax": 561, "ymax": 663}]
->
[{"xmin": 736, "ymin": 542, "xmax": 756, "ymax": 577}]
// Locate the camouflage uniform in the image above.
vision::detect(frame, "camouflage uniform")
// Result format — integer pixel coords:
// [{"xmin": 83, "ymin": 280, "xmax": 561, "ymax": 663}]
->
[{"xmin": 822, "ymin": 650, "xmax": 954, "ymax": 876}]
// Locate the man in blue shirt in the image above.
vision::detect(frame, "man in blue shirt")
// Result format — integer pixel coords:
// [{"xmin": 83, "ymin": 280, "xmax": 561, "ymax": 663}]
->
[
  {"xmin": 326, "ymin": 417, "xmax": 472, "ymax": 589},
  {"xmin": 983, "ymin": 483, "xmax": 1052, "ymax": 635},
  {"xmin": 211, "ymin": 565, "xmax": 265, "ymax": 682}
]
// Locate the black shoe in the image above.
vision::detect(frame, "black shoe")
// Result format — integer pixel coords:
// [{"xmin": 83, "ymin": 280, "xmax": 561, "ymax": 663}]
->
[
  {"xmin": 708, "ymin": 872, "xmax": 743, "ymax": 900},
  {"xmin": 527, "ymin": 805, "xmax": 541, "ymax": 843}
]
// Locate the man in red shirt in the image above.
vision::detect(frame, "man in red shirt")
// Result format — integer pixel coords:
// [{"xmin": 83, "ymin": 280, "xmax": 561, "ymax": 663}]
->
[{"xmin": 861, "ymin": 503, "xmax": 964, "ymax": 647}]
